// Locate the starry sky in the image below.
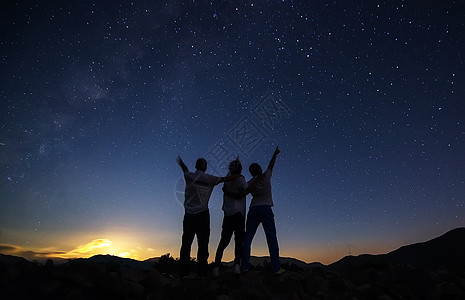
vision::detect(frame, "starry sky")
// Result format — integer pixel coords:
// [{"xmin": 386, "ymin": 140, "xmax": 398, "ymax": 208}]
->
[{"xmin": 1, "ymin": 1, "xmax": 464, "ymax": 265}]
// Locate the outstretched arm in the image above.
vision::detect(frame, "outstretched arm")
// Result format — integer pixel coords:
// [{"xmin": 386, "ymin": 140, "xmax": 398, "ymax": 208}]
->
[
  {"xmin": 177, "ymin": 155, "xmax": 189, "ymax": 173},
  {"xmin": 267, "ymin": 146, "xmax": 280, "ymax": 171},
  {"xmin": 222, "ymin": 173, "xmax": 240, "ymax": 182},
  {"xmin": 245, "ymin": 173, "xmax": 264, "ymax": 193},
  {"xmin": 223, "ymin": 174, "xmax": 264, "ymax": 198}
]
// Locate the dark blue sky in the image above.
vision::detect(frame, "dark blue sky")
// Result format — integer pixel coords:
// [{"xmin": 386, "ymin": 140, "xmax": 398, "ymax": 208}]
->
[{"xmin": 1, "ymin": 0, "xmax": 464, "ymax": 264}]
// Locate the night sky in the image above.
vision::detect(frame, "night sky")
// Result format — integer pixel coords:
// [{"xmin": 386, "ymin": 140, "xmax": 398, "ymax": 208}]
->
[{"xmin": 1, "ymin": 1, "xmax": 464, "ymax": 265}]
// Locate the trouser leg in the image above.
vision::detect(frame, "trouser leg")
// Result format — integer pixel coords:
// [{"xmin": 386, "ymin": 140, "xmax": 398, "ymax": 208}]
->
[
  {"xmin": 260, "ymin": 206, "xmax": 281, "ymax": 272},
  {"xmin": 242, "ymin": 207, "xmax": 260, "ymax": 271},
  {"xmin": 196, "ymin": 210, "xmax": 210, "ymax": 276},
  {"xmin": 180, "ymin": 213, "xmax": 196, "ymax": 277},
  {"xmin": 233, "ymin": 212, "xmax": 245, "ymax": 265},
  {"xmin": 215, "ymin": 214, "xmax": 234, "ymax": 265}
]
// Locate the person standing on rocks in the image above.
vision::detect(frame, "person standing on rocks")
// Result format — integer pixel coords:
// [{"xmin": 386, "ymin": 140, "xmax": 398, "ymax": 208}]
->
[
  {"xmin": 212, "ymin": 158, "xmax": 248, "ymax": 277},
  {"xmin": 177, "ymin": 156, "xmax": 238, "ymax": 278},
  {"xmin": 241, "ymin": 146, "xmax": 285, "ymax": 274}
]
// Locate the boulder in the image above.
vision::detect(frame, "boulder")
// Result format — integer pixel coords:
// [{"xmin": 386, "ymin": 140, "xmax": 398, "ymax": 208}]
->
[
  {"xmin": 121, "ymin": 267, "xmax": 145, "ymax": 283},
  {"xmin": 239, "ymin": 271, "xmax": 272, "ymax": 299}
]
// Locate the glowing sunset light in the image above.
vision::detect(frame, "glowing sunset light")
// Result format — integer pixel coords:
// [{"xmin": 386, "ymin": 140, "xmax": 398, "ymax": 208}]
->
[
  {"xmin": 50, "ymin": 239, "xmax": 113, "ymax": 259},
  {"xmin": 75, "ymin": 239, "xmax": 112, "ymax": 254}
]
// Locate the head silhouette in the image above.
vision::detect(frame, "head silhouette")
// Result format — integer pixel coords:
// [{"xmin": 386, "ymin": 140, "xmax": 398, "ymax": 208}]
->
[
  {"xmin": 195, "ymin": 158, "xmax": 207, "ymax": 172},
  {"xmin": 249, "ymin": 163, "xmax": 262, "ymax": 177},
  {"xmin": 228, "ymin": 158, "xmax": 243, "ymax": 175}
]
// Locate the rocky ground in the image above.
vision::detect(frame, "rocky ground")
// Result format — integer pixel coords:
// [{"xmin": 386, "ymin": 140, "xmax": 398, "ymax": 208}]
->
[{"xmin": 1, "ymin": 254, "xmax": 464, "ymax": 300}]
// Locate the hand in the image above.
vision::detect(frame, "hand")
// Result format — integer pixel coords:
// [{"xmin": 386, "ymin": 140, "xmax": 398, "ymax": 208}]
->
[{"xmin": 274, "ymin": 146, "xmax": 280, "ymax": 156}]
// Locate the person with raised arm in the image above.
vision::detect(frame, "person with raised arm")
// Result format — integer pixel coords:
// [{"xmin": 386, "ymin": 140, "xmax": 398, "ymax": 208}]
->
[
  {"xmin": 176, "ymin": 156, "xmax": 237, "ymax": 278},
  {"xmin": 212, "ymin": 157, "xmax": 265, "ymax": 277},
  {"xmin": 241, "ymin": 147, "xmax": 285, "ymax": 274}
]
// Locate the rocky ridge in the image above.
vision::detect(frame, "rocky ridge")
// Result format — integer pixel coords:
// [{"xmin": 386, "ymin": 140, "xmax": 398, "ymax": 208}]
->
[{"xmin": 0, "ymin": 228, "xmax": 464, "ymax": 300}]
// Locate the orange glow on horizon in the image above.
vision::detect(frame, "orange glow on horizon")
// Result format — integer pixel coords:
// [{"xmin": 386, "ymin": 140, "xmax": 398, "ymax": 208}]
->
[
  {"xmin": 0, "ymin": 237, "xmax": 165, "ymax": 262},
  {"xmin": 1, "ymin": 233, "xmax": 396, "ymax": 265},
  {"xmin": 50, "ymin": 239, "xmax": 114, "ymax": 259}
]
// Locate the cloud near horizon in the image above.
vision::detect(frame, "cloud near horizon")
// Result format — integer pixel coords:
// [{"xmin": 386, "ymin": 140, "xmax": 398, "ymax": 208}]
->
[
  {"xmin": 50, "ymin": 239, "xmax": 113, "ymax": 259},
  {"xmin": 0, "ymin": 244, "xmax": 19, "ymax": 252},
  {"xmin": 0, "ymin": 239, "xmax": 109, "ymax": 260},
  {"xmin": 0, "ymin": 239, "xmax": 153, "ymax": 261}
]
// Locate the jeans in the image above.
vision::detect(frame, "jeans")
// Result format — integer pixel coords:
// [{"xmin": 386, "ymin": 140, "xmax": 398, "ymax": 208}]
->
[
  {"xmin": 242, "ymin": 205, "xmax": 281, "ymax": 272},
  {"xmin": 215, "ymin": 212, "xmax": 245, "ymax": 266},
  {"xmin": 179, "ymin": 209, "xmax": 210, "ymax": 277}
]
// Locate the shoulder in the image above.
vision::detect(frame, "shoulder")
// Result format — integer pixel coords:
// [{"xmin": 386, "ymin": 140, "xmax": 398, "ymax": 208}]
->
[{"xmin": 184, "ymin": 171, "xmax": 195, "ymax": 179}]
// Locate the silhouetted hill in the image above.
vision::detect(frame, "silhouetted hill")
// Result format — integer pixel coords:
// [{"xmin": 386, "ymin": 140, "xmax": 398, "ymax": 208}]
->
[
  {"xmin": 386, "ymin": 227, "xmax": 465, "ymax": 268},
  {"xmin": 329, "ymin": 227, "xmax": 465, "ymax": 271},
  {"xmin": 71, "ymin": 254, "xmax": 155, "ymax": 270},
  {"xmin": 0, "ymin": 253, "xmax": 32, "ymax": 266},
  {"xmin": 1, "ymin": 228, "xmax": 465, "ymax": 299},
  {"xmin": 236, "ymin": 255, "xmax": 324, "ymax": 269}
]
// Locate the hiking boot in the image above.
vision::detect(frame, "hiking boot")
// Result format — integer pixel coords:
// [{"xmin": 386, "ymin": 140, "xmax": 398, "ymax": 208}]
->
[{"xmin": 274, "ymin": 267, "xmax": 286, "ymax": 275}]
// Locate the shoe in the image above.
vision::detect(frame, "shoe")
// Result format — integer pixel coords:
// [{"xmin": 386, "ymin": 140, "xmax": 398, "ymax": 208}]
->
[
  {"xmin": 212, "ymin": 266, "xmax": 220, "ymax": 278},
  {"xmin": 233, "ymin": 264, "xmax": 241, "ymax": 274},
  {"xmin": 274, "ymin": 267, "xmax": 286, "ymax": 275}
]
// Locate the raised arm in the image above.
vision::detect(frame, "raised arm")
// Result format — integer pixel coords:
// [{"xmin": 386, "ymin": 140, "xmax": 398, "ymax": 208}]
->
[
  {"xmin": 177, "ymin": 155, "xmax": 189, "ymax": 173},
  {"xmin": 267, "ymin": 146, "xmax": 280, "ymax": 171}
]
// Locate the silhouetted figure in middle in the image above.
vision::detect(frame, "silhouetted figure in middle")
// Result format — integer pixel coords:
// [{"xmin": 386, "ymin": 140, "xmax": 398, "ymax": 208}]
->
[{"xmin": 212, "ymin": 158, "xmax": 247, "ymax": 277}]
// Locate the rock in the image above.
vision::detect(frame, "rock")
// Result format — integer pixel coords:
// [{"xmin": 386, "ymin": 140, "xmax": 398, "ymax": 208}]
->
[
  {"xmin": 432, "ymin": 281, "xmax": 465, "ymax": 299},
  {"xmin": 378, "ymin": 294, "xmax": 394, "ymax": 300},
  {"xmin": 2, "ymin": 265, "xmax": 20, "ymax": 282},
  {"xmin": 356, "ymin": 283, "xmax": 371, "ymax": 292},
  {"xmin": 303, "ymin": 272, "xmax": 328, "ymax": 297},
  {"xmin": 143, "ymin": 268, "xmax": 170, "ymax": 289},
  {"xmin": 65, "ymin": 287, "xmax": 89, "ymax": 300},
  {"xmin": 99, "ymin": 275, "xmax": 128, "ymax": 295},
  {"xmin": 54, "ymin": 269, "xmax": 93, "ymax": 288},
  {"xmin": 121, "ymin": 267, "xmax": 145, "ymax": 283},
  {"xmin": 239, "ymin": 271, "xmax": 272, "ymax": 299},
  {"xmin": 455, "ymin": 275, "xmax": 465, "ymax": 290},
  {"xmin": 37, "ymin": 278, "xmax": 61, "ymax": 294},
  {"xmin": 267, "ymin": 271, "xmax": 304, "ymax": 298},
  {"xmin": 125, "ymin": 280, "xmax": 145, "ymax": 298}
]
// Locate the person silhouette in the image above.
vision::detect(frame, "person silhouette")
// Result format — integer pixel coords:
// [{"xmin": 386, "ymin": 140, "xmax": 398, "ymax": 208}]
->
[
  {"xmin": 176, "ymin": 156, "xmax": 237, "ymax": 278},
  {"xmin": 212, "ymin": 158, "xmax": 247, "ymax": 277},
  {"xmin": 241, "ymin": 147, "xmax": 285, "ymax": 274},
  {"xmin": 213, "ymin": 158, "xmax": 266, "ymax": 277}
]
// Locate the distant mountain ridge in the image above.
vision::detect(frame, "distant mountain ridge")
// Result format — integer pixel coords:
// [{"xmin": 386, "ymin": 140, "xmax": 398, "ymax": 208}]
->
[
  {"xmin": 243, "ymin": 256, "xmax": 324, "ymax": 269},
  {"xmin": 1, "ymin": 228, "xmax": 464, "ymax": 300},
  {"xmin": 330, "ymin": 227, "xmax": 465, "ymax": 270},
  {"xmin": 71, "ymin": 254, "xmax": 156, "ymax": 270},
  {"xmin": 1, "ymin": 228, "xmax": 463, "ymax": 270},
  {"xmin": 386, "ymin": 227, "xmax": 465, "ymax": 267}
]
